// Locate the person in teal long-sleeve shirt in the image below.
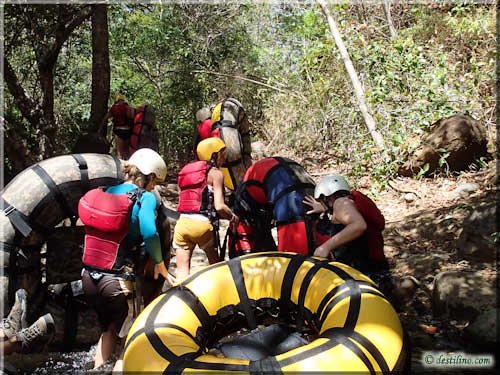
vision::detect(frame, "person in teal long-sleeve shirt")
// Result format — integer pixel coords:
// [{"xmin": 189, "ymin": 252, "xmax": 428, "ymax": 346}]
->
[{"xmin": 81, "ymin": 148, "xmax": 174, "ymax": 370}]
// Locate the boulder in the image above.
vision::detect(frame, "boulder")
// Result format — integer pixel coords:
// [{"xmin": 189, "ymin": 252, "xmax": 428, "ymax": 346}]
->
[
  {"xmin": 464, "ymin": 308, "xmax": 498, "ymax": 349},
  {"xmin": 432, "ymin": 271, "xmax": 496, "ymax": 320},
  {"xmin": 398, "ymin": 114, "xmax": 489, "ymax": 177},
  {"xmin": 457, "ymin": 202, "xmax": 497, "ymax": 261}
]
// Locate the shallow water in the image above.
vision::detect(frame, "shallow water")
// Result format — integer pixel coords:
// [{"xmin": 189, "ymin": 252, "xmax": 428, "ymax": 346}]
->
[{"xmin": 4, "ymin": 346, "xmax": 109, "ymax": 374}]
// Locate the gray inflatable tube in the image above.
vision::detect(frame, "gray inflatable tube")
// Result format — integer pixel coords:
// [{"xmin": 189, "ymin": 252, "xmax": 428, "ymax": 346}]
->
[{"xmin": 0, "ymin": 153, "xmax": 123, "ymax": 310}]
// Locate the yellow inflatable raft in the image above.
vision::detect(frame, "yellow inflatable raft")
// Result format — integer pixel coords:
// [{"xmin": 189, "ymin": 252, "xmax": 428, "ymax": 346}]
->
[{"xmin": 123, "ymin": 252, "xmax": 408, "ymax": 373}]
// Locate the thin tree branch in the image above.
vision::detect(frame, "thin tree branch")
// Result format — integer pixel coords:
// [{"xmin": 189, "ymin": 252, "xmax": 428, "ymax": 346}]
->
[
  {"xmin": 192, "ymin": 70, "xmax": 304, "ymax": 99},
  {"xmin": 317, "ymin": 0, "xmax": 388, "ymax": 159},
  {"xmin": 42, "ymin": 5, "xmax": 94, "ymax": 70}
]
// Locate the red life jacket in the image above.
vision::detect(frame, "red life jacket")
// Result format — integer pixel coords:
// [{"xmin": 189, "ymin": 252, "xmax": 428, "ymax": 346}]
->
[
  {"xmin": 78, "ymin": 188, "xmax": 141, "ymax": 271},
  {"xmin": 349, "ymin": 190, "xmax": 386, "ymax": 264},
  {"xmin": 110, "ymin": 102, "xmax": 134, "ymax": 129},
  {"xmin": 177, "ymin": 161, "xmax": 211, "ymax": 214},
  {"xmin": 130, "ymin": 105, "xmax": 147, "ymax": 153}
]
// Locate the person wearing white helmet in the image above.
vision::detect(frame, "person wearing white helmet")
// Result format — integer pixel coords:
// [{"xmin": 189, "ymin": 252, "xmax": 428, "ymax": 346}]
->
[
  {"xmin": 80, "ymin": 148, "xmax": 174, "ymax": 370},
  {"xmin": 304, "ymin": 174, "xmax": 393, "ymax": 304},
  {"xmin": 303, "ymin": 174, "xmax": 368, "ymax": 260}
]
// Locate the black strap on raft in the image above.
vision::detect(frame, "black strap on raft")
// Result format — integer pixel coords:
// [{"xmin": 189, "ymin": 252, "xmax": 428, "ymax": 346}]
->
[
  {"xmin": 31, "ymin": 164, "xmax": 77, "ymax": 224},
  {"xmin": 320, "ymin": 328, "xmax": 380, "ymax": 375},
  {"xmin": 132, "ymin": 287, "xmax": 207, "ymax": 372},
  {"xmin": 112, "ymin": 156, "xmax": 123, "ymax": 181},
  {"xmin": 295, "ymin": 263, "xmax": 323, "ymax": 331},
  {"xmin": 71, "ymin": 154, "xmax": 90, "ymax": 194},
  {"xmin": 228, "ymin": 257, "xmax": 257, "ymax": 330},
  {"xmin": 347, "ymin": 329, "xmax": 391, "ymax": 374},
  {"xmin": 279, "ymin": 254, "xmax": 307, "ymax": 313},
  {"xmin": 318, "ymin": 279, "xmax": 361, "ymax": 330},
  {"xmin": 249, "ymin": 356, "xmax": 283, "ymax": 374},
  {"xmin": 0, "ymin": 196, "xmax": 33, "ymax": 237}
]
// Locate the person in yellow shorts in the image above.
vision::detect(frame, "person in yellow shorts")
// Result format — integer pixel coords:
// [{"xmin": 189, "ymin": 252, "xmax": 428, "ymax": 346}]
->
[{"xmin": 173, "ymin": 137, "xmax": 239, "ymax": 280}]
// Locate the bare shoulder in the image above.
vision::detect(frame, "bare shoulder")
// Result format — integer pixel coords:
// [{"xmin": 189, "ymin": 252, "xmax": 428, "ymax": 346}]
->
[
  {"xmin": 334, "ymin": 196, "xmax": 358, "ymax": 212},
  {"xmin": 207, "ymin": 167, "xmax": 223, "ymax": 183}
]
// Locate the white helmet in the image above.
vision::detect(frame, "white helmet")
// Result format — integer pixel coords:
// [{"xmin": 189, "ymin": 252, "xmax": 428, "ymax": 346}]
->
[
  {"xmin": 196, "ymin": 107, "xmax": 211, "ymax": 122},
  {"xmin": 128, "ymin": 148, "xmax": 167, "ymax": 181},
  {"xmin": 314, "ymin": 174, "xmax": 350, "ymax": 199}
]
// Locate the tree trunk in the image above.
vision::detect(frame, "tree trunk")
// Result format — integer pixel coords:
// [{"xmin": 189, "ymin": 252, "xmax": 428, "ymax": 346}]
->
[
  {"xmin": 89, "ymin": 4, "xmax": 110, "ymax": 132},
  {"xmin": 4, "ymin": 5, "xmax": 93, "ymax": 163},
  {"xmin": 38, "ymin": 64, "xmax": 57, "ymax": 157},
  {"xmin": 383, "ymin": 0, "xmax": 397, "ymax": 38},
  {"xmin": 2, "ymin": 119, "xmax": 38, "ymax": 176},
  {"xmin": 317, "ymin": 0, "xmax": 387, "ymax": 157}
]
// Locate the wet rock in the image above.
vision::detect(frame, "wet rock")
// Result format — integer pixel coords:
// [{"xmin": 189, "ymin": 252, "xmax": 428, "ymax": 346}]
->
[
  {"xmin": 457, "ymin": 202, "xmax": 497, "ymax": 261},
  {"xmin": 392, "ymin": 275, "xmax": 420, "ymax": 305},
  {"xmin": 398, "ymin": 114, "xmax": 489, "ymax": 177},
  {"xmin": 404, "ymin": 192, "xmax": 417, "ymax": 202},
  {"xmin": 432, "ymin": 271, "xmax": 496, "ymax": 321},
  {"xmin": 451, "ymin": 182, "xmax": 479, "ymax": 198},
  {"xmin": 464, "ymin": 308, "xmax": 498, "ymax": 349}
]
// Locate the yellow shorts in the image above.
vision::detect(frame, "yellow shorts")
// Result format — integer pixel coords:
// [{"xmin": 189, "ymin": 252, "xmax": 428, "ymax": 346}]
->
[{"xmin": 173, "ymin": 216, "xmax": 214, "ymax": 251}]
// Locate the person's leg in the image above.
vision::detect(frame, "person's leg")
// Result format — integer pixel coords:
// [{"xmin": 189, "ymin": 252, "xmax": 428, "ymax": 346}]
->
[
  {"xmin": 175, "ymin": 247, "xmax": 193, "ymax": 281},
  {"xmin": 200, "ymin": 238, "xmax": 218, "ymax": 264},
  {"xmin": 88, "ymin": 274, "xmax": 129, "ymax": 369},
  {"xmin": 173, "ymin": 217, "xmax": 198, "ymax": 280},
  {"xmin": 94, "ymin": 327, "xmax": 118, "ymax": 369},
  {"xmin": 111, "ymin": 337, "xmax": 126, "ymax": 373},
  {"xmin": 115, "ymin": 136, "xmax": 129, "ymax": 160},
  {"xmin": 197, "ymin": 221, "xmax": 218, "ymax": 264}
]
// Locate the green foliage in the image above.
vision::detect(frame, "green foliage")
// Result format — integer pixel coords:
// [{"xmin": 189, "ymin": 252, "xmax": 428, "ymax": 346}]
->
[
  {"xmin": 4, "ymin": 2, "xmax": 495, "ymax": 186},
  {"xmin": 252, "ymin": 3, "xmax": 494, "ymax": 189}
]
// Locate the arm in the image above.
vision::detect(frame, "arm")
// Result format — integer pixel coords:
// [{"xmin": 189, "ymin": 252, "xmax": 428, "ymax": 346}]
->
[
  {"xmin": 138, "ymin": 192, "xmax": 174, "ymax": 283},
  {"xmin": 210, "ymin": 168, "xmax": 238, "ymax": 223},
  {"xmin": 314, "ymin": 197, "xmax": 367, "ymax": 258}
]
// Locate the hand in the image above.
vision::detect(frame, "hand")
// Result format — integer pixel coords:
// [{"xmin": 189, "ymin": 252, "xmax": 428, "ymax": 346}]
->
[
  {"xmin": 165, "ymin": 273, "xmax": 176, "ymax": 287},
  {"xmin": 230, "ymin": 213, "xmax": 240, "ymax": 227},
  {"xmin": 154, "ymin": 261, "xmax": 173, "ymax": 283},
  {"xmin": 313, "ymin": 245, "xmax": 331, "ymax": 258},
  {"xmin": 303, "ymin": 195, "xmax": 326, "ymax": 215}
]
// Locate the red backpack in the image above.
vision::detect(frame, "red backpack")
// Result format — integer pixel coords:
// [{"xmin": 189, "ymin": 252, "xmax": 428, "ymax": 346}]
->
[
  {"xmin": 349, "ymin": 190, "xmax": 386, "ymax": 263},
  {"xmin": 130, "ymin": 105, "xmax": 147, "ymax": 152},
  {"xmin": 177, "ymin": 161, "xmax": 211, "ymax": 214},
  {"xmin": 78, "ymin": 188, "xmax": 141, "ymax": 271}
]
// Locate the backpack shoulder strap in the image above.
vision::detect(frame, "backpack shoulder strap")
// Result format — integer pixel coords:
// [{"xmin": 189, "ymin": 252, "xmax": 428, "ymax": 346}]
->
[{"xmin": 127, "ymin": 187, "xmax": 144, "ymax": 204}]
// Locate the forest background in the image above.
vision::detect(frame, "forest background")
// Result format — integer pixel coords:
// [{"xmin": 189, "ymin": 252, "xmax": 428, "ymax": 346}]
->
[{"xmin": 2, "ymin": 1, "xmax": 496, "ymax": 189}]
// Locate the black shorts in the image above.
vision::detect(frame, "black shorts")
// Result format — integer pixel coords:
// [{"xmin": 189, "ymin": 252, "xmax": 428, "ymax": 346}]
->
[
  {"xmin": 113, "ymin": 127, "xmax": 132, "ymax": 140},
  {"xmin": 81, "ymin": 270, "xmax": 132, "ymax": 332}
]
